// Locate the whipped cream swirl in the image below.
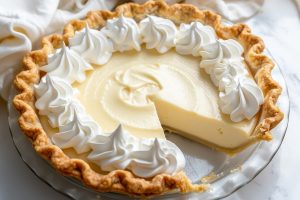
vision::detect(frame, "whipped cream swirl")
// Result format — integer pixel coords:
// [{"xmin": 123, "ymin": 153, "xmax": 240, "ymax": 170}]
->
[
  {"xmin": 176, "ymin": 22, "xmax": 217, "ymax": 56},
  {"xmin": 88, "ymin": 125, "xmax": 185, "ymax": 178},
  {"xmin": 102, "ymin": 15, "xmax": 141, "ymax": 52},
  {"xmin": 34, "ymin": 75, "xmax": 75, "ymax": 127},
  {"xmin": 200, "ymin": 39, "xmax": 264, "ymax": 121},
  {"xmin": 52, "ymin": 111, "xmax": 100, "ymax": 154},
  {"xmin": 69, "ymin": 24, "xmax": 113, "ymax": 65},
  {"xmin": 200, "ymin": 40, "xmax": 242, "ymax": 74},
  {"xmin": 35, "ymin": 75, "xmax": 101, "ymax": 153},
  {"xmin": 140, "ymin": 15, "xmax": 177, "ymax": 53},
  {"xmin": 40, "ymin": 43, "xmax": 93, "ymax": 83},
  {"xmin": 200, "ymin": 40, "xmax": 247, "ymax": 86},
  {"xmin": 219, "ymin": 76, "xmax": 264, "ymax": 122}
]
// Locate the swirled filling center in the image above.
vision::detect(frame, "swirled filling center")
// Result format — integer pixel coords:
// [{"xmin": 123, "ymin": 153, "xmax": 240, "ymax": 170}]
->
[{"xmin": 73, "ymin": 48, "xmax": 258, "ymax": 148}]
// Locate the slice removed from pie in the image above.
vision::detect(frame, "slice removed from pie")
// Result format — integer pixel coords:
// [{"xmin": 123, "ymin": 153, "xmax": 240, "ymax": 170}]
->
[{"xmin": 73, "ymin": 48, "xmax": 258, "ymax": 153}]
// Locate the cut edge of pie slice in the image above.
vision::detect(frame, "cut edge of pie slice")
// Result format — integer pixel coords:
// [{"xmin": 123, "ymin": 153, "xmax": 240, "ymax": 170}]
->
[
  {"xmin": 13, "ymin": 0, "xmax": 283, "ymax": 196},
  {"xmin": 73, "ymin": 48, "xmax": 260, "ymax": 154}
]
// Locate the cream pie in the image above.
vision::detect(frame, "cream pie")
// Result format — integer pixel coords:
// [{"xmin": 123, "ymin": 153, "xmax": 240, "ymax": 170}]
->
[{"xmin": 13, "ymin": 0, "xmax": 283, "ymax": 196}]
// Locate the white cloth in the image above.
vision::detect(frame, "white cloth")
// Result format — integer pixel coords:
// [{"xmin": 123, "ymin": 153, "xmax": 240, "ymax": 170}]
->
[
  {"xmin": 294, "ymin": 0, "xmax": 300, "ymax": 11},
  {"xmin": 0, "ymin": 0, "xmax": 264, "ymax": 101},
  {"xmin": 186, "ymin": 0, "xmax": 264, "ymax": 22},
  {"xmin": 0, "ymin": 0, "xmax": 118, "ymax": 100}
]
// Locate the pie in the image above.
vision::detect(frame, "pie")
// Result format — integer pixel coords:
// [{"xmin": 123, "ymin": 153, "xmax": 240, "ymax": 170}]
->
[{"xmin": 13, "ymin": 0, "xmax": 283, "ymax": 197}]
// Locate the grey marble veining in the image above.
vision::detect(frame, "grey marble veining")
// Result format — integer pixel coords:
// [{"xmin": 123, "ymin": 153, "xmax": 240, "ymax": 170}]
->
[{"xmin": 0, "ymin": 0, "xmax": 299, "ymax": 199}]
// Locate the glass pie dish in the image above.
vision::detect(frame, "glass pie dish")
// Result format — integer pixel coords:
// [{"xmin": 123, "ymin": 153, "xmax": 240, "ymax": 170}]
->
[{"xmin": 7, "ymin": 42, "xmax": 289, "ymax": 200}]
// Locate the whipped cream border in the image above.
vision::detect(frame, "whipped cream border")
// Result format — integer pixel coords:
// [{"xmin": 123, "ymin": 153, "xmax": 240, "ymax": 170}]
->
[{"xmin": 35, "ymin": 15, "xmax": 264, "ymax": 178}]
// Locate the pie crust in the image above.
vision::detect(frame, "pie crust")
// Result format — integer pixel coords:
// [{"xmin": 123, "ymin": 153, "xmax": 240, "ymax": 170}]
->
[{"xmin": 13, "ymin": 0, "xmax": 283, "ymax": 196}]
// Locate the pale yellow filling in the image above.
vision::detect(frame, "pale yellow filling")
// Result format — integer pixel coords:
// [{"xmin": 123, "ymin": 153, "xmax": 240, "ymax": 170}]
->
[{"xmin": 71, "ymin": 48, "xmax": 258, "ymax": 150}]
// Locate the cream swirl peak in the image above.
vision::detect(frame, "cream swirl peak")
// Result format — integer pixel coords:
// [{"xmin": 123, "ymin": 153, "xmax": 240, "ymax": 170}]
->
[
  {"xmin": 200, "ymin": 39, "xmax": 245, "ymax": 80},
  {"xmin": 200, "ymin": 40, "xmax": 247, "ymax": 87},
  {"xmin": 52, "ymin": 111, "xmax": 100, "ymax": 154},
  {"xmin": 69, "ymin": 24, "xmax": 113, "ymax": 65},
  {"xmin": 219, "ymin": 76, "xmax": 264, "ymax": 122},
  {"xmin": 102, "ymin": 14, "xmax": 141, "ymax": 52},
  {"xmin": 211, "ymin": 59, "xmax": 247, "ymax": 87},
  {"xmin": 34, "ymin": 75, "xmax": 76, "ymax": 127},
  {"xmin": 140, "ymin": 15, "xmax": 177, "ymax": 53},
  {"xmin": 40, "ymin": 43, "xmax": 93, "ymax": 83},
  {"xmin": 176, "ymin": 22, "xmax": 217, "ymax": 56},
  {"xmin": 88, "ymin": 125, "xmax": 185, "ymax": 178}
]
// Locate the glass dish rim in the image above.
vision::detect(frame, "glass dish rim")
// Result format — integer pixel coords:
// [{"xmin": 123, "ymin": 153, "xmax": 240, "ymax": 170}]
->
[{"xmin": 7, "ymin": 49, "xmax": 290, "ymax": 200}]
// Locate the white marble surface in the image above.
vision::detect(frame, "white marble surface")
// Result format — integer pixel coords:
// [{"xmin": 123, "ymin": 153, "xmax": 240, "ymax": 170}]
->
[{"xmin": 0, "ymin": 0, "xmax": 300, "ymax": 199}]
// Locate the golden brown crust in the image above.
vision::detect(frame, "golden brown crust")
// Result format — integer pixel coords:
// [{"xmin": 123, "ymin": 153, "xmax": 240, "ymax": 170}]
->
[{"xmin": 13, "ymin": 0, "xmax": 283, "ymax": 196}]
